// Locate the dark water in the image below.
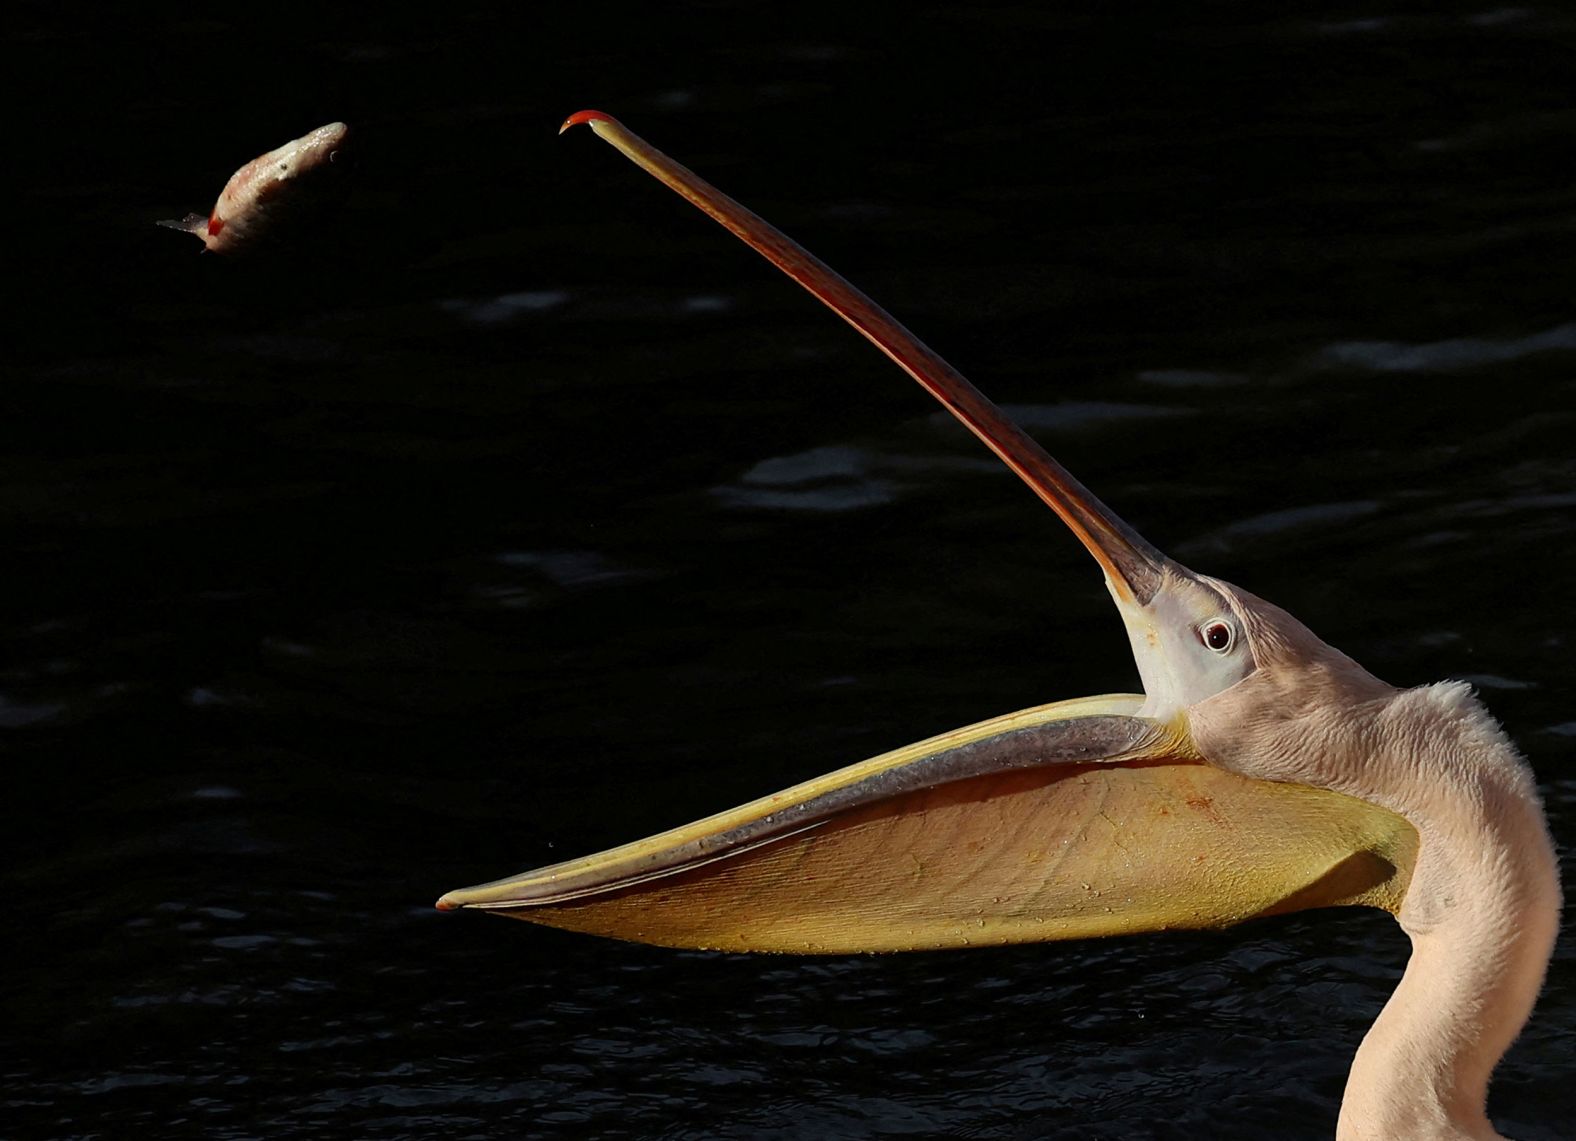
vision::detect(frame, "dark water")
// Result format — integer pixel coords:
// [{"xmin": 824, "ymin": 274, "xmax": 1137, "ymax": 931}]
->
[{"xmin": 8, "ymin": 5, "xmax": 1576, "ymax": 1138}]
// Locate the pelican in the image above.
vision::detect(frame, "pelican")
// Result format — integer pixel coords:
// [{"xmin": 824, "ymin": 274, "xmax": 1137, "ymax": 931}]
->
[{"xmin": 439, "ymin": 112, "xmax": 1561, "ymax": 1141}]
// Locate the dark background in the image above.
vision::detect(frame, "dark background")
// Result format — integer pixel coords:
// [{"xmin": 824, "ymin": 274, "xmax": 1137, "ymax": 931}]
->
[{"xmin": 7, "ymin": 4, "xmax": 1575, "ymax": 1138}]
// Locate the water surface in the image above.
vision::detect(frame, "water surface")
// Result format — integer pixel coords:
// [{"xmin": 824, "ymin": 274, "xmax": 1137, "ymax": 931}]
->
[{"xmin": 8, "ymin": 5, "xmax": 1575, "ymax": 1138}]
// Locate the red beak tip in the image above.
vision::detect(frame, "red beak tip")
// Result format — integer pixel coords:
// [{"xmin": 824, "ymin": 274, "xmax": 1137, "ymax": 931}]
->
[{"xmin": 560, "ymin": 109, "xmax": 615, "ymax": 135}]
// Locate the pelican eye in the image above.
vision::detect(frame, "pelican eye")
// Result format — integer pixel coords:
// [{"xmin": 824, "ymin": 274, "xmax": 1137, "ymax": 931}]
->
[{"xmin": 1200, "ymin": 620, "xmax": 1234, "ymax": 653}]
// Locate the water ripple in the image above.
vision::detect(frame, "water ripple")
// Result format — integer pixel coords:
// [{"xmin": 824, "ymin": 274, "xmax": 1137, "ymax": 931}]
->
[{"xmin": 1318, "ymin": 322, "xmax": 1576, "ymax": 373}]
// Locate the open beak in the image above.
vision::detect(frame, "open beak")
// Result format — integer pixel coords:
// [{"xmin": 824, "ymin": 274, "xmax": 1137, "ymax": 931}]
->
[{"xmin": 436, "ymin": 114, "xmax": 1416, "ymax": 949}]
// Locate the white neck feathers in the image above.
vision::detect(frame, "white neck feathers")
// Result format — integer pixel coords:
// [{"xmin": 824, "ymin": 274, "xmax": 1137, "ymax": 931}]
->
[{"xmin": 1336, "ymin": 683, "xmax": 1561, "ymax": 1141}]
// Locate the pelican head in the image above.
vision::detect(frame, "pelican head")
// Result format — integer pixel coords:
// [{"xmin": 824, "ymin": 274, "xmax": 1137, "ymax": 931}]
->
[{"xmin": 439, "ymin": 113, "xmax": 1558, "ymax": 1141}]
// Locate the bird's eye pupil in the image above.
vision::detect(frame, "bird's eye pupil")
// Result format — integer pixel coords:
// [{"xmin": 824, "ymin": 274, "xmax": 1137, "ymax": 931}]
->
[{"xmin": 1204, "ymin": 622, "xmax": 1233, "ymax": 651}]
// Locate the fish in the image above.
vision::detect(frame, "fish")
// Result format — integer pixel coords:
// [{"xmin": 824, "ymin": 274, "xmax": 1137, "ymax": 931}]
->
[{"xmin": 158, "ymin": 122, "xmax": 349, "ymax": 254}]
